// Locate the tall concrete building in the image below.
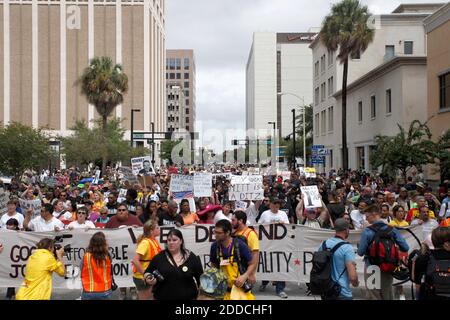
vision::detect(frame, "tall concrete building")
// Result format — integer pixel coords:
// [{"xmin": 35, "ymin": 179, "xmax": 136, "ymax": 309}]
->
[
  {"xmin": 166, "ymin": 50, "xmax": 196, "ymax": 134},
  {"xmin": 166, "ymin": 84, "xmax": 186, "ymax": 132},
  {"xmin": 0, "ymin": 0, "xmax": 166, "ymax": 161},
  {"xmin": 246, "ymin": 32, "xmax": 316, "ymax": 141},
  {"xmin": 310, "ymin": 3, "xmax": 444, "ymax": 173}
]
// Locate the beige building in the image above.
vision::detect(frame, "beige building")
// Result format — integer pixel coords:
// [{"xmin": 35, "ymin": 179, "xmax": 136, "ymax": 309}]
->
[
  {"xmin": 166, "ymin": 84, "xmax": 186, "ymax": 132},
  {"xmin": 0, "ymin": 0, "xmax": 166, "ymax": 148},
  {"xmin": 166, "ymin": 49, "xmax": 196, "ymax": 134}
]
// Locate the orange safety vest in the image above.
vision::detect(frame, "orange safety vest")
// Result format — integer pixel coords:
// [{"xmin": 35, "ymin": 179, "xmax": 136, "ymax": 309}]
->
[
  {"xmin": 81, "ymin": 253, "xmax": 112, "ymax": 293},
  {"xmin": 441, "ymin": 218, "xmax": 450, "ymax": 227},
  {"xmin": 239, "ymin": 227, "xmax": 257, "ymax": 241}
]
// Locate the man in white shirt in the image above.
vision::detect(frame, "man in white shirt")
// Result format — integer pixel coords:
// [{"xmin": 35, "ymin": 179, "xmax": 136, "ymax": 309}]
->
[
  {"xmin": 23, "ymin": 203, "xmax": 64, "ymax": 232},
  {"xmin": 350, "ymin": 200, "xmax": 368, "ymax": 230},
  {"xmin": 258, "ymin": 198, "xmax": 289, "ymax": 299},
  {"xmin": 245, "ymin": 200, "xmax": 261, "ymax": 226},
  {"xmin": 410, "ymin": 206, "xmax": 439, "ymax": 240},
  {"xmin": 0, "ymin": 200, "xmax": 24, "ymax": 230},
  {"xmin": 67, "ymin": 208, "xmax": 95, "ymax": 230}
]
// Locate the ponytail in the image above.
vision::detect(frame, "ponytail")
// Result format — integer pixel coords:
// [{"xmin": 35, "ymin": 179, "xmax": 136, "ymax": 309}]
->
[{"xmin": 137, "ymin": 219, "xmax": 159, "ymax": 244}]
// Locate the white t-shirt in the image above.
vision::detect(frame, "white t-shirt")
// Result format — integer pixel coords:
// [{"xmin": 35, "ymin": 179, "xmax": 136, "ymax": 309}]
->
[
  {"xmin": 258, "ymin": 210, "xmax": 290, "ymax": 224},
  {"xmin": 0, "ymin": 212, "xmax": 24, "ymax": 229},
  {"xmin": 67, "ymin": 220, "xmax": 96, "ymax": 230},
  {"xmin": 213, "ymin": 210, "xmax": 231, "ymax": 224},
  {"xmin": 28, "ymin": 216, "xmax": 65, "ymax": 232},
  {"xmin": 411, "ymin": 219, "xmax": 439, "ymax": 240},
  {"xmin": 245, "ymin": 203, "xmax": 259, "ymax": 226},
  {"xmin": 350, "ymin": 210, "xmax": 367, "ymax": 230}
]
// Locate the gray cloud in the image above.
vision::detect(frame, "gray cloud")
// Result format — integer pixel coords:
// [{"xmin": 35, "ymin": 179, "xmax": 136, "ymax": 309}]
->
[{"xmin": 166, "ymin": 0, "xmax": 442, "ymax": 152}]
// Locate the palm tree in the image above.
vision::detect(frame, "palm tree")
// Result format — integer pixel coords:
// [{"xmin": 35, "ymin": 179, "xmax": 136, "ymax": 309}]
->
[
  {"xmin": 80, "ymin": 56, "xmax": 128, "ymax": 174},
  {"xmin": 320, "ymin": 0, "xmax": 374, "ymax": 170}
]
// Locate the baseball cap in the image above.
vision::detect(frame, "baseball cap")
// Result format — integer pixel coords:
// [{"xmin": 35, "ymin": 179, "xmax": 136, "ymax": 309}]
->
[
  {"xmin": 416, "ymin": 182, "xmax": 426, "ymax": 189},
  {"xmin": 334, "ymin": 218, "xmax": 350, "ymax": 232}
]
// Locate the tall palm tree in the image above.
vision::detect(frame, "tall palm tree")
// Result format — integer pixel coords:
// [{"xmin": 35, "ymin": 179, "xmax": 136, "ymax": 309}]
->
[
  {"xmin": 80, "ymin": 56, "xmax": 128, "ymax": 174},
  {"xmin": 320, "ymin": 0, "xmax": 374, "ymax": 170}
]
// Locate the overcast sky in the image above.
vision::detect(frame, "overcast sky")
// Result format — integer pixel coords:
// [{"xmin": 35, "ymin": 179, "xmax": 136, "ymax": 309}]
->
[{"xmin": 165, "ymin": 0, "xmax": 441, "ymax": 152}]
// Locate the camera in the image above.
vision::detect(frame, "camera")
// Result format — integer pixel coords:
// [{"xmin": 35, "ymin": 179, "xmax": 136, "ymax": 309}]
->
[
  {"xmin": 144, "ymin": 270, "xmax": 165, "ymax": 283},
  {"xmin": 241, "ymin": 280, "xmax": 252, "ymax": 292},
  {"xmin": 53, "ymin": 234, "xmax": 73, "ymax": 257}
]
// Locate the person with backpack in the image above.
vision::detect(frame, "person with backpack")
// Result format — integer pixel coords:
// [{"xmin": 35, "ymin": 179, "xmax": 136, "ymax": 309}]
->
[
  {"xmin": 210, "ymin": 219, "xmax": 256, "ymax": 300},
  {"xmin": 357, "ymin": 205, "xmax": 410, "ymax": 300},
  {"xmin": 231, "ymin": 210, "xmax": 259, "ymax": 286},
  {"xmin": 310, "ymin": 218, "xmax": 359, "ymax": 300},
  {"xmin": 411, "ymin": 226, "xmax": 450, "ymax": 300}
]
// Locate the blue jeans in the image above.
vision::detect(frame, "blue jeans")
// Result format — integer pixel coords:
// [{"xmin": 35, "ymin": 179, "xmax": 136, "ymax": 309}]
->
[
  {"xmin": 81, "ymin": 290, "xmax": 112, "ymax": 300},
  {"xmin": 262, "ymin": 281, "xmax": 286, "ymax": 294}
]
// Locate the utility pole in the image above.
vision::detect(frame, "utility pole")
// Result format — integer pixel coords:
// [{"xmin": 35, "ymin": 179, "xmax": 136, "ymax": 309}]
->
[
  {"xmin": 292, "ymin": 108, "xmax": 296, "ymax": 169},
  {"xmin": 151, "ymin": 122, "xmax": 155, "ymax": 167}
]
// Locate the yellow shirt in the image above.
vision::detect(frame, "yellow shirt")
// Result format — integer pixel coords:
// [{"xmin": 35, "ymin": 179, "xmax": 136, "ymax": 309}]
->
[
  {"xmin": 132, "ymin": 238, "xmax": 161, "ymax": 279},
  {"xmin": 16, "ymin": 249, "xmax": 65, "ymax": 300},
  {"xmin": 234, "ymin": 228, "xmax": 259, "ymax": 252},
  {"xmin": 389, "ymin": 219, "xmax": 409, "ymax": 227}
]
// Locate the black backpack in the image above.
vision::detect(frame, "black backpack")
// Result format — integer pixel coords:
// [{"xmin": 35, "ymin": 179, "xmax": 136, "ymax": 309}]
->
[
  {"xmin": 423, "ymin": 252, "xmax": 450, "ymax": 299},
  {"xmin": 309, "ymin": 240, "xmax": 349, "ymax": 299}
]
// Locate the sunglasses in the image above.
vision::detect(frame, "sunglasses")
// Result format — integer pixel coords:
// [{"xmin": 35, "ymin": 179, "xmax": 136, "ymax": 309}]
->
[{"xmin": 117, "ymin": 209, "xmax": 127, "ymax": 212}]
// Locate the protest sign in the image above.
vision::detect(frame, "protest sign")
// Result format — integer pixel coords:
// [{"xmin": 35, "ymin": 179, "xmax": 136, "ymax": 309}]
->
[
  {"xmin": 278, "ymin": 171, "xmax": 291, "ymax": 181},
  {"xmin": 117, "ymin": 188, "xmax": 128, "ymax": 203},
  {"xmin": 299, "ymin": 167, "xmax": 317, "ymax": 178},
  {"xmin": 44, "ymin": 177, "xmax": 57, "ymax": 188},
  {"xmin": 193, "ymin": 173, "xmax": 212, "ymax": 197},
  {"xmin": 118, "ymin": 167, "xmax": 139, "ymax": 185},
  {"xmin": 0, "ymin": 188, "xmax": 10, "ymax": 217},
  {"xmin": 235, "ymin": 200, "xmax": 248, "ymax": 210},
  {"xmin": 300, "ymin": 186, "xmax": 322, "ymax": 208},
  {"xmin": 92, "ymin": 170, "xmax": 101, "ymax": 185},
  {"xmin": 131, "ymin": 156, "xmax": 155, "ymax": 176},
  {"xmin": 0, "ymin": 225, "xmax": 423, "ymax": 287},
  {"xmin": 19, "ymin": 199, "xmax": 42, "ymax": 219},
  {"xmin": 169, "ymin": 174, "xmax": 194, "ymax": 200},
  {"xmin": 229, "ymin": 175, "xmax": 263, "ymax": 201}
]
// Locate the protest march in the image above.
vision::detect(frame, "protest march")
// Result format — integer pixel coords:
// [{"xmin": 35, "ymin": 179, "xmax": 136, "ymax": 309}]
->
[{"xmin": 0, "ymin": 164, "xmax": 448, "ymax": 302}]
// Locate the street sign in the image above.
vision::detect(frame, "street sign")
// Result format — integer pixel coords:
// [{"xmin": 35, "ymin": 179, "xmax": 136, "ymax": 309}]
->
[
  {"xmin": 133, "ymin": 133, "xmax": 144, "ymax": 139},
  {"xmin": 311, "ymin": 155, "xmax": 325, "ymax": 164},
  {"xmin": 317, "ymin": 149, "xmax": 329, "ymax": 156},
  {"xmin": 311, "ymin": 145, "xmax": 325, "ymax": 150},
  {"xmin": 277, "ymin": 147, "xmax": 286, "ymax": 157}
]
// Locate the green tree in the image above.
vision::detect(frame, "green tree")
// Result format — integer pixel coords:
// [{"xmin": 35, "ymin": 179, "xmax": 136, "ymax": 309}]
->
[
  {"xmin": 0, "ymin": 123, "xmax": 51, "ymax": 178},
  {"xmin": 320, "ymin": 0, "xmax": 374, "ymax": 170},
  {"xmin": 79, "ymin": 56, "xmax": 128, "ymax": 174},
  {"xmin": 371, "ymin": 120, "xmax": 435, "ymax": 182},
  {"xmin": 433, "ymin": 129, "xmax": 450, "ymax": 182},
  {"xmin": 160, "ymin": 139, "xmax": 183, "ymax": 164},
  {"xmin": 61, "ymin": 119, "xmax": 149, "ymax": 168}
]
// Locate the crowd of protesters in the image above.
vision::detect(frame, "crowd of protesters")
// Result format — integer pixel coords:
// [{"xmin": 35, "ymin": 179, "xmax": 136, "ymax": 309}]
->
[{"xmin": 0, "ymin": 164, "xmax": 449, "ymax": 300}]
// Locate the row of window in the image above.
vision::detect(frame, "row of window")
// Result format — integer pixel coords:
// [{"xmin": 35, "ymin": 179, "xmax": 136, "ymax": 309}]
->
[
  {"xmin": 314, "ymin": 106, "xmax": 334, "ymax": 136},
  {"xmin": 314, "ymin": 50, "xmax": 334, "ymax": 77},
  {"xmin": 168, "ymin": 126, "xmax": 191, "ymax": 132},
  {"xmin": 166, "ymin": 73, "xmax": 190, "ymax": 80},
  {"xmin": 358, "ymin": 89, "xmax": 392, "ymax": 122},
  {"xmin": 166, "ymin": 58, "xmax": 190, "ymax": 70},
  {"xmin": 168, "ymin": 116, "xmax": 190, "ymax": 124},
  {"xmin": 314, "ymin": 76, "xmax": 334, "ymax": 105}
]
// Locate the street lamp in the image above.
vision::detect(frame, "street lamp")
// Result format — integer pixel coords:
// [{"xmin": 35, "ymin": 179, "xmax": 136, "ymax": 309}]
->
[
  {"xmin": 268, "ymin": 121, "xmax": 276, "ymax": 166},
  {"xmin": 278, "ymin": 92, "xmax": 306, "ymax": 167},
  {"xmin": 130, "ymin": 108, "xmax": 141, "ymax": 147}
]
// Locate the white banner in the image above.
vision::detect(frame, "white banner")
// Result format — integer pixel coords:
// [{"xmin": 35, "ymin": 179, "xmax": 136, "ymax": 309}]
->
[
  {"xmin": 0, "ymin": 188, "xmax": 10, "ymax": 217},
  {"xmin": 19, "ymin": 199, "xmax": 42, "ymax": 219},
  {"xmin": 193, "ymin": 173, "xmax": 212, "ymax": 198},
  {"xmin": 301, "ymin": 186, "xmax": 322, "ymax": 208},
  {"xmin": 118, "ymin": 167, "xmax": 139, "ymax": 185},
  {"xmin": 169, "ymin": 175, "xmax": 194, "ymax": 200},
  {"xmin": 235, "ymin": 200, "xmax": 248, "ymax": 210},
  {"xmin": 131, "ymin": 156, "xmax": 155, "ymax": 176},
  {"xmin": 0, "ymin": 225, "xmax": 423, "ymax": 288},
  {"xmin": 229, "ymin": 175, "xmax": 263, "ymax": 201}
]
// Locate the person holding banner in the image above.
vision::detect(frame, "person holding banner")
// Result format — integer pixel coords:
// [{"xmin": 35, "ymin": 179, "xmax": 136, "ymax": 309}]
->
[
  {"xmin": 23, "ymin": 204, "xmax": 65, "ymax": 232},
  {"xmin": 132, "ymin": 219, "xmax": 161, "ymax": 300},
  {"xmin": 16, "ymin": 238, "xmax": 66, "ymax": 300},
  {"xmin": 210, "ymin": 219, "xmax": 255, "ymax": 300},
  {"xmin": 67, "ymin": 207, "xmax": 96, "ymax": 230}
]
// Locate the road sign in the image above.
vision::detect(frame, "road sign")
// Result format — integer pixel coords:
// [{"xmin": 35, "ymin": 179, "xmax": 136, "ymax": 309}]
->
[
  {"xmin": 311, "ymin": 155, "xmax": 325, "ymax": 164},
  {"xmin": 133, "ymin": 133, "xmax": 144, "ymax": 139},
  {"xmin": 317, "ymin": 149, "xmax": 329, "ymax": 156},
  {"xmin": 311, "ymin": 145, "xmax": 325, "ymax": 150},
  {"xmin": 277, "ymin": 147, "xmax": 286, "ymax": 157}
]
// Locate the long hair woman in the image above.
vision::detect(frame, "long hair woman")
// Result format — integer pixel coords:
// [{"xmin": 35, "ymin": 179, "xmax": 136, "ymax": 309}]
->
[
  {"xmin": 144, "ymin": 229, "xmax": 203, "ymax": 300},
  {"xmin": 80, "ymin": 232, "xmax": 113, "ymax": 300},
  {"xmin": 131, "ymin": 219, "xmax": 161, "ymax": 300}
]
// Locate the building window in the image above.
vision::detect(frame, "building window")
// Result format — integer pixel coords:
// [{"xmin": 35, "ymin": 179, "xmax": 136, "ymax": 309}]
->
[
  {"xmin": 358, "ymin": 101, "xmax": 363, "ymax": 123},
  {"xmin": 185, "ymin": 117, "xmax": 189, "ymax": 124},
  {"xmin": 169, "ymin": 58, "xmax": 175, "ymax": 70},
  {"xmin": 371, "ymin": 95, "xmax": 376, "ymax": 119},
  {"xmin": 327, "ymin": 50, "xmax": 334, "ymax": 66},
  {"xmin": 315, "ymin": 113, "xmax": 319, "ymax": 137},
  {"xmin": 386, "ymin": 89, "xmax": 392, "ymax": 114},
  {"xmin": 385, "ymin": 45, "xmax": 395, "ymax": 60},
  {"xmin": 439, "ymin": 72, "xmax": 450, "ymax": 109},
  {"xmin": 328, "ymin": 106, "xmax": 334, "ymax": 132},
  {"xmin": 321, "ymin": 110, "xmax": 327, "ymax": 135},
  {"xmin": 321, "ymin": 83, "xmax": 326, "ymax": 102},
  {"xmin": 185, "ymin": 108, "xmax": 189, "ymax": 114},
  {"xmin": 186, "ymin": 126, "xmax": 190, "ymax": 131},
  {"xmin": 327, "ymin": 77, "xmax": 334, "ymax": 96},
  {"xmin": 184, "ymin": 82, "xmax": 189, "ymax": 88},
  {"xmin": 169, "ymin": 73, "xmax": 175, "ymax": 79},
  {"xmin": 185, "ymin": 90, "xmax": 189, "ymax": 97},
  {"xmin": 315, "ymin": 87, "xmax": 319, "ymax": 105},
  {"xmin": 184, "ymin": 58, "xmax": 190, "ymax": 70},
  {"xmin": 320, "ymin": 55, "xmax": 325, "ymax": 73},
  {"xmin": 404, "ymin": 41, "xmax": 413, "ymax": 55},
  {"xmin": 329, "ymin": 149, "xmax": 333, "ymax": 168},
  {"xmin": 184, "ymin": 73, "xmax": 189, "ymax": 79},
  {"xmin": 175, "ymin": 58, "xmax": 181, "ymax": 70},
  {"xmin": 176, "ymin": 73, "xmax": 181, "ymax": 79},
  {"xmin": 356, "ymin": 146, "xmax": 365, "ymax": 170},
  {"xmin": 166, "ymin": 73, "xmax": 168, "ymax": 79},
  {"xmin": 185, "ymin": 99, "xmax": 189, "ymax": 106},
  {"xmin": 351, "ymin": 51, "xmax": 361, "ymax": 60},
  {"xmin": 314, "ymin": 61, "xmax": 319, "ymax": 77}
]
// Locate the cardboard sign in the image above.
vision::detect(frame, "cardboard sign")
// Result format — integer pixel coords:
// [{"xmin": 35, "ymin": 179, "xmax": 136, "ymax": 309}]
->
[
  {"xmin": 235, "ymin": 200, "xmax": 248, "ymax": 210},
  {"xmin": 229, "ymin": 175, "xmax": 264, "ymax": 201},
  {"xmin": 19, "ymin": 199, "xmax": 42, "ymax": 219},
  {"xmin": 300, "ymin": 186, "xmax": 322, "ymax": 208},
  {"xmin": 299, "ymin": 167, "xmax": 317, "ymax": 178},
  {"xmin": 169, "ymin": 175, "xmax": 194, "ymax": 200},
  {"xmin": 131, "ymin": 156, "xmax": 155, "ymax": 176},
  {"xmin": 92, "ymin": 170, "xmax": 101, "ymax": 185},
  {"xmin": 0, "ymin": 188, "xmax": 10, "ymax": 217},
  {"xmin": 118, "ymin": 167, "xmax": 139, "ymax": 185},
  {"xmin": 193, "ymin": 173, "xmax": 212, "ymax": 197}
]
